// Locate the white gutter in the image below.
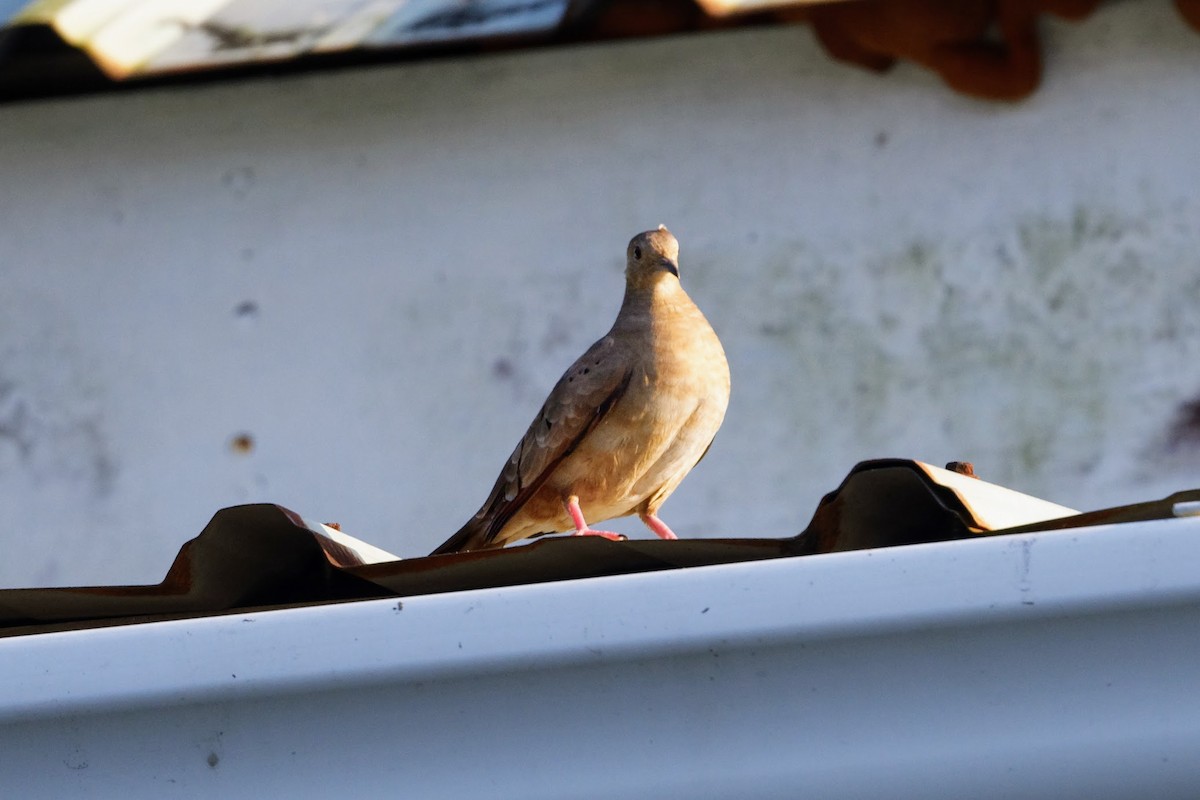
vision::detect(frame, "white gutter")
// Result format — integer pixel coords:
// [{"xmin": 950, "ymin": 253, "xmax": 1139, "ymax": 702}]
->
[{"xmin": 3, "ymin": 516, "xmax": 1200, "ymax": 798}]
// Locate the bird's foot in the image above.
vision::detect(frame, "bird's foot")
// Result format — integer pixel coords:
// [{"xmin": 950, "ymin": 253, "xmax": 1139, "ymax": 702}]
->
[
  {"xmin": 563, "ymin": 495, "xmax": 625, "ymax": 541},
  {"xmin": 640, "ymin": 513, "xmax": 679, "ymax": 541},
  {"xmin": 571, "ymin": 528, "xmax": 626, "ymax": 541}
]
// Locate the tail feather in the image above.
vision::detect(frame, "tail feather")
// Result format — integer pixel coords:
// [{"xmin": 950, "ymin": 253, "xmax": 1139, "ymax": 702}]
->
[{"xmin": 429, "ymin": 516, "xmax": 490, "ymax": 556}]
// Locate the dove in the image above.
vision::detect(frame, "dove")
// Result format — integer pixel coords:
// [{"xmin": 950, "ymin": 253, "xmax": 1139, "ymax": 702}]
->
[{"xmin": 430, "ymin": 226, "xmax": 730, "ymax": 555}]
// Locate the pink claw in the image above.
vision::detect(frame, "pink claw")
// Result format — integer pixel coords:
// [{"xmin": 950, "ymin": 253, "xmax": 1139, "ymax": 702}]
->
[
  {"xmin": 570, "ymin": 529, "xmax": 625, "ymax": 541},
  {"xmin": 564, "ymin": 496, "xmax": 624, "ymax": 540}
]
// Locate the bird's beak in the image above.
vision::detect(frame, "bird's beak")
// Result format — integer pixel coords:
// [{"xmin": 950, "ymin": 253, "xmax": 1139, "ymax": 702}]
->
[{"xmin": 662, "ymin": 258, "xmax": 679, "ymax": 277}]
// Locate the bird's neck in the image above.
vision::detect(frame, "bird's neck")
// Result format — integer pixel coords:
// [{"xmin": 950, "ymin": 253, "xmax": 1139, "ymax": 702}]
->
[{"xmin": 617, "ymin": 277, "xmax": 695, "ymax": 327}]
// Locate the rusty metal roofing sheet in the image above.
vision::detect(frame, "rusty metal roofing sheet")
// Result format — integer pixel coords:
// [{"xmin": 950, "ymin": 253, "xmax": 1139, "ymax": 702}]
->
[{"xmin": 3, "ymin": 458, "xmax": 1193, "ymax": 640}]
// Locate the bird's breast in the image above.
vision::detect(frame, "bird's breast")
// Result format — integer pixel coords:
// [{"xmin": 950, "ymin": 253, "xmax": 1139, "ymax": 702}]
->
[{"xmin": 548, "ymin": 313, "xmax": 729, "ymax": 514}]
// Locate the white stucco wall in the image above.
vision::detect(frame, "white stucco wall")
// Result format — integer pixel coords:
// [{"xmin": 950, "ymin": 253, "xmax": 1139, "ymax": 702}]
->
[{"xmin": 2, "ymin": 0, "xmax": 1198, "ymax": 588}]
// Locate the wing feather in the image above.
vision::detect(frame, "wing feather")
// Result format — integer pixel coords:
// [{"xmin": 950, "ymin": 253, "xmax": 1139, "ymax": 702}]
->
[{"xmin": 430, "ymin": 336, "xmax": 634, "ymax": 553}]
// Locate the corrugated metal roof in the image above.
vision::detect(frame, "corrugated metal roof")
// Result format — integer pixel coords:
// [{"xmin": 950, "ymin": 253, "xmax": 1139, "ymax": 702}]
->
[{"xmin": 5, "ymin": 458, "xmax": 1194, "ymax": 639}]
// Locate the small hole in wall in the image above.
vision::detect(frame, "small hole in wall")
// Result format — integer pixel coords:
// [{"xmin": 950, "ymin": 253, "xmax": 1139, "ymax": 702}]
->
[
  {"xmin": 234, "ymin": 300, "xmax": 259, "ymax": 319},
  {"xmin": 230, "ymin": 433, "xmax": 255, "ymax": 455},
  {"xmin": 491, "ymin": 357, "xmax": 514, "ymax": 379},
  {"xmin": 1165, "ymin": 398, "xmax": 1200, "ymax": 452}
]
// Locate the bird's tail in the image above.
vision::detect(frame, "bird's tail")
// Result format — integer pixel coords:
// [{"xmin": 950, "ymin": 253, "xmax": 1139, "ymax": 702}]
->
[{"xmin": 429, "ymin": 516, "xmax": 489, "ymax": 556}]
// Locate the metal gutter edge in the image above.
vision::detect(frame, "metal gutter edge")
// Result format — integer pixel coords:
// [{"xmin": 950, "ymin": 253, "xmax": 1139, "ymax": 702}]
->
[{"xmin": 2, "ymin": 514, "xmax": 1198, "ymax": 725}]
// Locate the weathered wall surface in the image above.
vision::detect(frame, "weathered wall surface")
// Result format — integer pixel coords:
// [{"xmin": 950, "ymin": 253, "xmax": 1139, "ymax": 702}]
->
[{"xmin": 2, "ymin": 1, "xmax": 1198, "ymax": 587}]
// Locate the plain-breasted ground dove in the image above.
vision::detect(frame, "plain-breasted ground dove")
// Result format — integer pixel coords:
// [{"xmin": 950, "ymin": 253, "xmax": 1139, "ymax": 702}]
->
[{"xmin": 430, "ymin": 226, "xmax": 730, "ymax": 554}]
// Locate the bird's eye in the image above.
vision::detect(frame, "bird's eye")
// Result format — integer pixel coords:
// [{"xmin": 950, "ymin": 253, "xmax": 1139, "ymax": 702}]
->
[{"xmin": 633, "ymin": 246, "xmax": 642, "ymax": 260}]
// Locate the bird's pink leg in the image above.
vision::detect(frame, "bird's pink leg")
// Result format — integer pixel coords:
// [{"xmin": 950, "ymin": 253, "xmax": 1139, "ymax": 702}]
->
[
  {"xmin": 639, "ymin": 512, "xmax": 679, "ymax": 541},
  {"xmin": 564, "ymin": 496, "xmax": 624, "ymax": 541}
]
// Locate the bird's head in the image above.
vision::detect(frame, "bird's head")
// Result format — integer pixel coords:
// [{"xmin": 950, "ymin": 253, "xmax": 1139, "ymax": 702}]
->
[{"xmin": 625, "ymin": 225, "xmax": 681, "ymax": 289}]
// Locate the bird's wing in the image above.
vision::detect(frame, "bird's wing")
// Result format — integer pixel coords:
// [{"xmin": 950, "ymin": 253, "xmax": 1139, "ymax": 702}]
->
[{"xmin": 432, "ymin": 336, "xmax": 635, "ymax": 553}]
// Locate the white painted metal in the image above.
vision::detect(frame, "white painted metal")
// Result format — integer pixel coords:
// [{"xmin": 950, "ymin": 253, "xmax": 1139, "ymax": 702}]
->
[
  {"xmin": 3, "ymin": 517, "xmax": 1200, "ymax": 798},
  {"xmin": 1173, "ymin": 500, "xmax": 1200, "ymax": 518},
  {"xmin": 298, "ymin": 513, "xmax": 402, "ymax": 564},
  {"xmin": 915, "ymin": 461, "xmax": 1079, "ymax": 528}
]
